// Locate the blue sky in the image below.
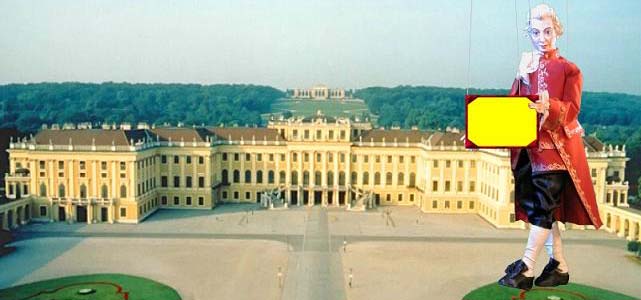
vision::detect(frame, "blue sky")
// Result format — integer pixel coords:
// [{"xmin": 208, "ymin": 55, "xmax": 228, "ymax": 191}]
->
[{"xmin": 1, "ymin": 0, "xmax": 640, "ymax": 94}]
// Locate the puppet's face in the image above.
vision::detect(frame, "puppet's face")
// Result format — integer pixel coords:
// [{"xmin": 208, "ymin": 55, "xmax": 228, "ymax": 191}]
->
[{"xmin": 528, "ymin": 17, "xmax": 557, "ymax": 53}]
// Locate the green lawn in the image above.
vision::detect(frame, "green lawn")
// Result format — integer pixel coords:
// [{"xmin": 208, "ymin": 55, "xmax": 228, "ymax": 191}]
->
[
  {"xmin": 267, "ymin": 98, "xmax": 376, "ymax": 122},
  {"xmin": 464, "ymin": 282, "xmax": 639, "ymax": 300},
  {"xmin": 0, "ymin": 274, "xmax": 181, "ymax": 300}
]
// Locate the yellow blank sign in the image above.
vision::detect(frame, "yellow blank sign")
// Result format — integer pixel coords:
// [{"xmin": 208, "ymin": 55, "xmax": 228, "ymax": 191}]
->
[{"xmin": 466, "ymin": 96, "xmax": 538, "ymax": 148}]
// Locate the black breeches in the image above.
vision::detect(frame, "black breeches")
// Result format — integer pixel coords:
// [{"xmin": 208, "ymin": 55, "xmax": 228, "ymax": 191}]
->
[{"xmin": 514, "ymin": 151, "xmax": 570, "ymax": 229}]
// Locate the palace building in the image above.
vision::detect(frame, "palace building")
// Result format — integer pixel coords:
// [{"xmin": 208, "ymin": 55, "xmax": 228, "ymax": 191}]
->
[
  {"xmin": 1, "ymin": 115, "xmax": 639, "ymax": 241},
  {"xmin": 289, "ymin": 85, "xmax": 349, "ymax": 100}
]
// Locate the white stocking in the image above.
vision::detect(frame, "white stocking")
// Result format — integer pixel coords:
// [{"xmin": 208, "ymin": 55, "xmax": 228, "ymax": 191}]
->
[{"xmin": 522, "ymin": 224, "xmax": 551, "ymax": 277}]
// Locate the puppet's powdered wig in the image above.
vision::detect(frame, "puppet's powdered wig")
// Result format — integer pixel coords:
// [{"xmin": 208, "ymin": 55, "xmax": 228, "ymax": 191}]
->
[{"xmin": 526, "ymin": 4, "xmax": 564, "ymax": 37}]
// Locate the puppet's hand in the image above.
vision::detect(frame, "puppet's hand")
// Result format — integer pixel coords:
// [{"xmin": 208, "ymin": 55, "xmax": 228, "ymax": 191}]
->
[{"xmin": 517, "ymin": 52, "xmax": 539, "ymax": 86}]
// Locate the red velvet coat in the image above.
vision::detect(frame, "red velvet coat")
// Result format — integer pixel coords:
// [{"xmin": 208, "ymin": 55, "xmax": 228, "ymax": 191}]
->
[{"xmin": 509, "ymin": 50, "xmax": 603, "ymax": 228}]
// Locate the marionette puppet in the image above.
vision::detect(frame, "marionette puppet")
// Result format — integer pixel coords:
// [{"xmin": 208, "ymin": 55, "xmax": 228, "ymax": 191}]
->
[{"xmin": 497, "ymin": 4, "xmax": 603, "ymax": 291}]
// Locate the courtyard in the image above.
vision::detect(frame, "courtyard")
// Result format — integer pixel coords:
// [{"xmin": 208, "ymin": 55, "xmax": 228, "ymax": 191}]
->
[{"xmin": 0, "ymin": 204, "xmax": 639, "ymax": 300}]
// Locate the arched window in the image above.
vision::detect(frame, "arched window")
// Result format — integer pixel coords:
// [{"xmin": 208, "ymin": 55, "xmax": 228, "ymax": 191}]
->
[
  {"xmin": 351, "ymin": 172, "xmax": 357, "ymax": 185},
  {"xmin": 222, "ymin": 169, "xmax": 229, "ymax": 184},
  {"xmin": 363, "ymin": 172, "xmax": 369, "ymax": 185},
  {"xmin": 80, "ymin": 184, "xmax": 87, "ymax": 198},
  {"xmin": 398, "ymin": 173, "xmax": 404, "ymax": 186},
  {"xmin": 339, "ymin": 171, "xmax": 345, "ymax": 185},
  {"xmin": 233, "ymin": 170, "xmax": 240, "ymax": 183},
  {"xmin": 58, "ymin": 184, "xmax": 66, "ymax": 198},
  {"xmin": 245, "ymin": 170, "xmax": 252, "ymax": 183},
  {"xmin": 315, "ymin": 171, "xmax": 322, "ymax": 186},
  {"xmin": 279, "ymin": 171, "xmax": 285, "ymax": 184},
  {"xmin": 375, "ymin": 172, "xmax": 381, "ymax": 185},
  {"xmin": 267, "ymin": 171, "xmax": 274, "ymax": 184},
  {"xmin": 386, "ymin": 172, "xmax": 393, "ymax": 185},
  {"xmin": 291, "ymin": 171, "xmax": 298, "ymax": 185},
  {"xmin": 327, "ymin": 171, "xmax": 334, "ymax": 186},
  {"xmin": 303, "ymin": 171, "xmax": 310, "ymax": 185},
  {"xmin": 409, "ymin": 173, "xmax": 416, "ymax": 187},
  {"xmin": 257, "ymin": 170, "xmax": 264, "ymax": 184},
  {"xmin": 101, "ymin": 184, "xmax": 109, "ymax": 198},
  {"xmin": 40, "ymin": 182, "xmax": 47, "ymax": 197},
  {"xmin": 120, "ymin": 185, "xmax": 127, "ymax": 198}
]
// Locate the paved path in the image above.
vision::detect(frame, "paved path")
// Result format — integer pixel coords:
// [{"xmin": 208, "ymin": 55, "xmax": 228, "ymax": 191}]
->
[{"xmin": 282, "ymin": 206, "xmax": 346, "ymax": 300}]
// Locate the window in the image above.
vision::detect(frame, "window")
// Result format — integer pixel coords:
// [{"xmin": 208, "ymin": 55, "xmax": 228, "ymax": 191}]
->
[
  {"xmin": 174, "ymin": 176, "xmax": 180, "ymax": 187},
  {"xmin": 363, "ymin": 172, "xmax": 369, "ymax": 185},
  {"xmin": 293, "ymin": 129, "xmax": 298, "ymax": 138},
  {"xmin": 314, "ymin": 171, "xmax": 321, "ymax": 186},
  {"xmin": 199, "ymin": 156, "xmax": 204, "ymax": 164},
  {"xmin": 222, "ymin": 153, "xmax": 228, "ymax": 161},
  {"xmin": 257, "ymin": 171, "xmax": 263, "ymax": 184},
  {"xmin": 375, "ymin": 155, "xmax": 380, "ymax": 163},
  {"xmin": 120, "ymin": 162, "xmax": 126, "ymax": 171},
  {"xmin": 446, "ymin": 160, "xmax": 451, "ymax": 168},
  {"xmin": 351, "ymin": 172, "xmax": 357, "ymax": 184},
  {"xmin": 433, "ymin": 160, "xmax": 438, "ymax": 168},
  {"xmin": 457, "ymin": 181, "xmax": 463, "ymax": 192},
  {"xmin": 316, "ymin": 130, "xmax": 321, "ymax": 139},
  {"xmin": 470, "ymin": 161, "xmax": 476, "ymax": 168},
  {"xmin": 101, "ymin": 185, "xmax": 109, "ymax": 198},
  {"xmin": 387, "ymin": 156, "xmax": 392, "ymax": 163},
  {"xmin": 268, "ymin": 171, "xmax": 275, "ymax": 184},
  {"xmin": 245, "ymin": 170, "xmax": 251, "ymax": 183},
  {"xmin": 458, "ymin": 160, "xmax": 463, "ymax": 168},
  {"xmin": 432, "ymin": 200, "xmax": 438, "ymax": 209},
  {"xmin": 410, "ymin": 194, "xmax": 415, "ymax": 202},
  {"xmin": 469, "ymin": 201, "xmax": 475, "ymax": 209},
  {"xmin": 291, "ymin": 171, "xmax": 298, "ymax": 185},
  {"xmin": 186, "ymin": 197, "xmax": 192, "ymax": 205},
  {"xmin": 328, "ymin": 153, "xmax": 333, "ymax": 163},
  {"xmin": 174, "ymin": 196, "xmax": 180, "ymax": 205},
  {"xmin": 445, "ymin": 201, "xmax": 450, "ymax": 208},
  {"xmin": 432, "ymin": 180, "xmax": 438, "ymax": 192},
  {"xmin": 364, "ymin": 155, "xmax": 369, "ymax": 163},
  {"xmin": 329, "ymin": 130, "xmax": 334, "ymax": 139},
  {"xmin": 269, "ymin": 154, "xmax": 274, "ymax": 161},
  {"xmin": 198, "ymin": 176, "xmax": 205, "ymax": 188},
  {"xmin": 161, "ymin": 196, "xmax": 167, "ymax": 205},
  {"xmin": 120, "ymin": 185, "xmax": 127, "ymax": 198},
  {"xmin": 457, "ymin": 201, "xmax": 462, "ymax": 209},
  {"xmin": 374, "ymin": 172, "xmax": 381, "ymax": 185},
  {"xmin": 280, "ymin": 154, "xmax": 285, "ymax": 161},
  {"xmin": 591, "ymin": 168, "xmax": 597, "ymax": 177},
  {"xmin": 120, "ymin": 207, "xmax": 127, "ymax": 217},
  {"xmin": 222, "ymin": 191, "xmax": 228, "ymax": 199},
  {"xmin": 245, "ymin": 192, "xmax": 251, "ymax": 200},
  {"xmin": 279, "ymin": 171, "xmax": 285, "ymax": 184},
  {"xmin": 39, "ymin": 161, "xmax": 45, "ymax": 169},
  {"xmin": 445, "ymin": 181, "xmax": 451, "ymax": 192},
  {"xmin": 36, "ymin": 182, "xmax": 48, "ymax": 197},
  {"xmin": 222, "ymin": 170, "xmax": 229, "ymax": 184},
  {"xmin": 186, "ymin": 176, "xmax": 192, "ymax": 188},
  {"xmin": 304, "ymin": 153, "xmax": 309, "ymax": 162},
  {"xmin": 58, "ymin": 183, "xmax": 65, "ymax": 198},
  {"xmin": 161, "ymin": 155, "xmax": 167, "ymax": 163},
  {"xmin": 293, "ymin": 153, "xmax": 298, "ymax": 162},
  {"xmin": 352, "ymin": 155, "xmax": 357, "ymax": 163},
  {"xmin": 316, "ymin": 153, "xmax": 321, "ymax": 163},
  {"xmin": 409, "ymin": 173, "xmax": 416, "ymax": 187},
  {"xmin": 386, "ymin": 194, "xmax": 391, "ymax": 202},
  {"xmin": 399, "ymin": 156, "xmax": 404, "ymax": 163},
  {"xmin": 186, "ymin": 156, "xmax": 191, "ymax": 164},
  {"xmin": 509, "ymin": 213, "xmax": 516, "ymax": 223},
  {"xmin": 198, "ymin": 197, "xmax": 204, "ymax": 206},
  {"xmin": 340, "ymin": 153, "xmax": 345, "ymax": 163},
  {"xmin": 470, "ymin": 181, "xmax": 476, "ymax": 192},
  {"xmin": 101, "ymin": 161, "xmax": 107, "ymax": 170},
  {"xmin": 233, "ymin": 170, "xmax": 240, "ymax": 183},
  {"xmin": 386, "ymin": 172, "xmax": 392, "ymax": 185},
  {"xmin": 245, "ymin": 153, "xmax": 251, "ymax": 161},
  {"xmin": 327, "ymin": 172, "xmax": 334, "ymax": 186},
  {"xmin": 79, "ymin": 184, "xmax": 87, "ymax": 198},
  {"xmin": 340, "ymin": 130, "xmax": 346, "ymax": 139},
  {"xmin": 398, "ymin": 194, "xmax": 403, "ymax": 202},
  {"xmin": 174, "ymin": 156, "xmax": 179, "ymax": 164},
  {"xmin": 234, "ymin": 153, "xmax": 239, "ymax": 161},
  {"xmin": 234, "ymin": 191, "xmax": 239, "ymax": 199},
  {"xmin": 161, "ymin": 176, "xmax": 168, "ymax": 187},
  {"xmin": 398, "ymin": 173, "xmax": 404, "ymax": 185},
  {"xmin": 40, "ymin": 206, "xmax": 47, "ymax": 216},
  {"xmin": 304, "ymin": 130, "xmax": 309, "ymax": 139},
  {"xmin": 58, "ymin": 161, "xmax": 64, "ymax": 169},
  {"xmin": 303, "ymin": 171, "xmax": 310, "ymax": 185}
]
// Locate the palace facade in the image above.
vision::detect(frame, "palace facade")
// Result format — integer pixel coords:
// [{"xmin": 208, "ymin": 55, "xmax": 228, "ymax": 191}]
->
[{"xmin": 1, "ymin": 116, "xmax": 639, "ymax": 241}]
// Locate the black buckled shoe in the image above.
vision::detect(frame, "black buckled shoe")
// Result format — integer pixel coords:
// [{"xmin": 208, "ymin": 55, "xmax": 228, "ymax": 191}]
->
[
  {"xmin": 534, "ymin": 258, "xmax": 569, "ymax": 287},
  {"xmin": 498, "ymin": 259, "xmax": 534, "ymax": 290}
]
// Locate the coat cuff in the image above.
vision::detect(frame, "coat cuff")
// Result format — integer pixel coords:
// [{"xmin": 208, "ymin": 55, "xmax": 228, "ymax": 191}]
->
[{"xmin": 541, "ymin": 98, "xmax": 566, "ymax": 131}]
